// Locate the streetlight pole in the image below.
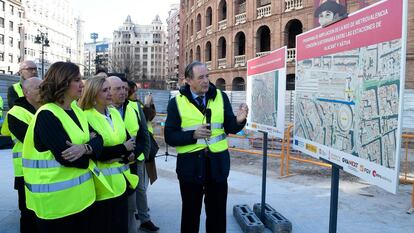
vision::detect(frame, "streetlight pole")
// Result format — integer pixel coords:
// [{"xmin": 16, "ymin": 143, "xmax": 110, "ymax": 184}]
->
[{"xmin": 35, "ymin": 31, "xmax": 50, "ymax": 78}]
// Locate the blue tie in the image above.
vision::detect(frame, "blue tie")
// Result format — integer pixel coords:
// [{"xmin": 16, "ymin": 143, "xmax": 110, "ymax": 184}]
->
[{"xmin": 196, "ymin": 96, "xmax": 204, "ymax": 108}]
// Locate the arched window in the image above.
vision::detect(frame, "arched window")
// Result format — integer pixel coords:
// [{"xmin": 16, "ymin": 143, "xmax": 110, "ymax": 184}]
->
[
  {"xmin": 218, "ymin": 37, "xmax": 226, "ymax": 58},
  {"xmin": 206, "ymin": 7, "xmax": 213, "ymax": 26},
  {"xmin": 232, "ymin": 77, "xmax": 245, "ymax": 91},
  {"xmin": 256, "ymin": 25, "xmax": 271, "ymax": 53},
  {"xmin": 216, "ymin": 78, "xmax": 226, "ymax": 91},
  {"xmin": 196, "ymin": 14, "xmax": 202, "ymax": 32},
  {"xmin": 205, "ymin": 41, "xmax": 212, "ymax": 61},
  {"xmin": 285, "ymin": 19, "xmax": 303, "ymax": 48},
  {"xmin": 196, "ymin": 45, "xmax": 201, "ymax": 61},
  {"xmin": 219, "ymin": 0, "xmax": 227, "ymax": 20},
  {"xmin": 234, "ymin": 31, "xmax": 246, "ymax": 55},
  {"xmin": 235, "ymin": 0, "xmax": 246, "ymax": 15}
]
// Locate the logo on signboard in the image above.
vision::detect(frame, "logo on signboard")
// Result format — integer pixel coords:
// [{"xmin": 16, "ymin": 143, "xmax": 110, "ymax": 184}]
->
[
  {"xmin": 306, "ymin": 143, "xmax": 318, "ymax": 153},
  {"xmin": 359, "ymin": 164, "xmax": 371, "ymax": 175},
  {"xmin": 342, "ymin": 157, "xmax": 358, "ymax": 171},
  {"xmin": 294, "ymin": 140, "xmax": 304, "ymax": 148},
  {"xmin": 372, "ymin": 170, "xmax": 391, "ymax": 183}
]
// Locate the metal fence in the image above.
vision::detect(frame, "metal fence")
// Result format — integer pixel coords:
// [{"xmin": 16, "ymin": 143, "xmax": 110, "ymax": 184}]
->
[{"xmin": 0, "ymin": 74, "xmax": 20, "ymax": 111}]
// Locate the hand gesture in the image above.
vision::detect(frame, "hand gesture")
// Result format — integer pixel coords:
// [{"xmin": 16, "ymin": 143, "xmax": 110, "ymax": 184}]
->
[
  {"xmin": 236, "ymin": 103, "xmax": 249, "ymax": 124},
  {"xmin": 124, "ymin": 138, "xmax": 136, "ymax": 151},
  {"xmin": 62, "ymin": 141, "xmax": 87, "ymax": 162},
  {"xmin": 193, "ymin": 124, "xmax": 211, "ymax": 139},
  {"xmin": 144, "ymin": 94, "xmax": 153, "ymax": 106},
  {"xmin": 127, "ymin": 152, "xmax": 135, "ymax": 163}
]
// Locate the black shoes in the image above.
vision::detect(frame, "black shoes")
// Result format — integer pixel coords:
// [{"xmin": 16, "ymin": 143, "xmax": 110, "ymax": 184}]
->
[{"xmin": 139, "ymin": 220, "xmax": 160, "ymax": 233}]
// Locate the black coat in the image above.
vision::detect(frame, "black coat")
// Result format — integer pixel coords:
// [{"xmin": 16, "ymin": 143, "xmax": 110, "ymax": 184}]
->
[{"xmin": 164, "ymin": 83, "xmax": 245, "ymax": 184}]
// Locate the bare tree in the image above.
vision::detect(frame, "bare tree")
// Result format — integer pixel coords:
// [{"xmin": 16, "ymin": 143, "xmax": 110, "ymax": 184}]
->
[{"xmin": 110, "ymin": 50, "xmax": 141, "ymax": 81}]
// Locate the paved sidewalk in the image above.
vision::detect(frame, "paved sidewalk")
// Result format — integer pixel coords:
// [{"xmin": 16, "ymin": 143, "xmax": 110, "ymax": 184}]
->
[{"xmin": 1, "ymin": 148, "xmax": 413, "ymax": 233}]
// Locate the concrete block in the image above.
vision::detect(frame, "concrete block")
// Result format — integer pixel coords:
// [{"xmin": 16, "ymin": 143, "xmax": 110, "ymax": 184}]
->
[
  {"xmin": 233, "ymin": 204, "xmax": 264, "ymax": 233},
  {"xmin": 253, "ymin": 203, "xmax": 292, "ymax": 233}
]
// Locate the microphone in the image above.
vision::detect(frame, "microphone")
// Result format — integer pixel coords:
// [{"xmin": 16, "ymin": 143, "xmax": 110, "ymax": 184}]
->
[{"xmin": 205, "ymin": 108, "xmax": 211, "ymax": 130}]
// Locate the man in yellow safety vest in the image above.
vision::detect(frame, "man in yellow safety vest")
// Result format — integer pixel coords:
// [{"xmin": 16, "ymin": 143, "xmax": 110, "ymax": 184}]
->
[{"xmin": 164, "ymin": 61, "xmax": 249, "ymax": 233}]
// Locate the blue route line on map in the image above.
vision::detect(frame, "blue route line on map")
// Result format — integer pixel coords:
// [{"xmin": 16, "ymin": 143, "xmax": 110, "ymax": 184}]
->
[{"xmin": 316, "ymin": 98, "xmax": 355, "ymax": 105}]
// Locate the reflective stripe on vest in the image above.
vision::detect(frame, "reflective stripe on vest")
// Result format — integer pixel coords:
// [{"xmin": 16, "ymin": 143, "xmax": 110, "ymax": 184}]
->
[
  {"xmin": 182, "ymin": 123, "xmax": 223, "ymax": 132},
  {"xmin": 84, "ymin": 107, "xmax": 138, "ymax": 201},
  {"xmin": 26, "ymin": 172, "xmax": 93, "ymax": 193},
  {"xmin": 22, "ymin": 103, "xmax": 96, "ymax": 220},
  {"xmin": 8, "ymin": 105, "xmax": 35, "ymax": 177},
  {"xmin": 100, "ymin": 164, "xmax": 130, "ymax": 176},
  {"xmin": 22, "ymin": 158, "xmax": 62, "ymax": 168},
  {"xmin": 175, "ymin": 90, "xmax": 228, "ymax": 153},
  {"xmin": 196, "ymin": 133, "xmax": 226, "ymax": 145},
  {"xmin": 124, "ymin": 101, "xmax": 144, "ymax": 161}
]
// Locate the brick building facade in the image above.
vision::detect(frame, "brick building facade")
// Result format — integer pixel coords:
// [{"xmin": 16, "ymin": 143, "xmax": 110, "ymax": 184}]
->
[{"xmin": 179, "ymin": 0, "xmax": 414, "ymax": 90}]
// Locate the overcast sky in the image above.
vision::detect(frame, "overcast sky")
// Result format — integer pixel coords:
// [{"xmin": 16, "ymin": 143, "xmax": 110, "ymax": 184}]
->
[{"xmin": 72, "ymin": 0, "xmax": 179, "ymax": 42}]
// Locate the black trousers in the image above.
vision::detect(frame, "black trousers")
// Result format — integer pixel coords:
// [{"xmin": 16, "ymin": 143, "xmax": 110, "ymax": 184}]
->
[
  {"xmin": 179, "ymin": 179, "xmax": 228, "ymax": 233},
  {"xmin": 90, "ymin": 191, "xmax": 129, "ymax": 233},
  {"xmin": 15, "ymin": 177, "xmax": 38, "ymax": 233},
  {"xmin": 36, "ymin": 204, "xmax": 93, "ymax": 233}
]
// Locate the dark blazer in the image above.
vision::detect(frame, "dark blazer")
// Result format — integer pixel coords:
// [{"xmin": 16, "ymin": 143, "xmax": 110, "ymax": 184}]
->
[{"xmin": 164, "ymin": 83, "xmax": 245, "ymax": 184}]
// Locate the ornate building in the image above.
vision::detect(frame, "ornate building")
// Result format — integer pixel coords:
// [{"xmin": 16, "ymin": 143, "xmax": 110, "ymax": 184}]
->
[
  {"xmin": 112, "ymin": 15, "xmax": 167, "ymax": 89},
  {"xmin": 21, "ymin": 0, "xmax": 83, "ymax": 77},
  {"xmin": 179, "ymin": 0, "xmax": 414, "ymax": 90},
  {"xmin": 166, "ymin": 4, "xmax": 180, "ymax": 90},
  {"xmin": 0, "ymin": 0, "xmax": 22, "ymax": 75}
]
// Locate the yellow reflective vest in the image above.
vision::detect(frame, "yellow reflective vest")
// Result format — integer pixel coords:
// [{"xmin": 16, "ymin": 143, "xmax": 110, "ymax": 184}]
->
[
  {"xmin": 13, "ymin": 82, "xmax": 24, "ymax": 98},
  {"xmin": 124, "ymin": 101, "xmax": 145, "ymax": 161},
  {"xmin": 84, "ymin": 107, "xmax": 138, "ymax": 201},
  {"xmin": 22, "ymin": 103, "xmax": 96, "ymax": 220},
  {"xmin": 175, "ymin": 90, "xmax": 228, "ymax": 154},
  {"xmin": 8, "ymin": 105, "xmax": 34, "ymax": 177}
]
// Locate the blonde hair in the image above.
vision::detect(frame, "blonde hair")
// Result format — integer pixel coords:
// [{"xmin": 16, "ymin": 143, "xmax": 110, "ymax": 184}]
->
[{"xmin": 78, "ymin": 76, "xmax": 107, "ymax": 110}]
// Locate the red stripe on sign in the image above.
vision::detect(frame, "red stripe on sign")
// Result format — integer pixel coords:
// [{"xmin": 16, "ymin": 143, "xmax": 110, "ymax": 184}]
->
[
  {"xmin": 247, "ymin": 47, "xmax": 286, "ymax": 76},
  {"xmin": 296, "ymin": 0, "xmax": 402, "ymax": 61}
]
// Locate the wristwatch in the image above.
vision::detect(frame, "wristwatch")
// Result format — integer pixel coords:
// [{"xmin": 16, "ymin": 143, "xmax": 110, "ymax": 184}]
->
[{"xmin": 84, "ymin": 144, "xmax": 92, "ymax": 153}]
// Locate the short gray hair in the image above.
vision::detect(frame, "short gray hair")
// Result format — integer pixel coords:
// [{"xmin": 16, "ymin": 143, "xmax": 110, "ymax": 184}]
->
[{"xmin": 184, "ymin": 61, "xmax": 205, "ymax": 79}]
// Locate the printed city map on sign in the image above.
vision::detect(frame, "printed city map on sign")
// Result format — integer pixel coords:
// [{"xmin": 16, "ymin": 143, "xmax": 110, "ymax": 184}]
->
[
  {"xmin": 294, "ymin": 0, "xmax": 407, "ymax": 193},
  {"xmin": 246, "ymin": 47, "xmax": 286, "ymax": 138}
]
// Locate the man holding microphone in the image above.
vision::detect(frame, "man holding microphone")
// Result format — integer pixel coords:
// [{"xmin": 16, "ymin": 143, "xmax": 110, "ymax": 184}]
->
[{"xmin": 164, "ymin": 61, "xmax": 248, "ymax": 233}]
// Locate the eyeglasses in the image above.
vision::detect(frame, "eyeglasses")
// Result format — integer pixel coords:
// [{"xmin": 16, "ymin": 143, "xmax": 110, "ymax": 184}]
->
[{"xmin": 21, "ymin": 67, "xmax": 37, "ymax": 71}]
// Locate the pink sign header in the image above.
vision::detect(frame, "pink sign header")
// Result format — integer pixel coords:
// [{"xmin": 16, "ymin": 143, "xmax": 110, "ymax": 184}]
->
[
  {"xmin": 297, "ymin": 0, "xmax": 402, "ymax": 61},
  {"xmin": 247, "ymin": 47, "xmax": 286, "ymax": 76}
]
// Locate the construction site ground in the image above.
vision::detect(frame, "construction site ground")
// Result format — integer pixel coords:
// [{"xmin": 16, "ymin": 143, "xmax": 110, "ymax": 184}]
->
[{"xmin": 1, "ymin": 142, "xmax": 413, "ymax": 233}]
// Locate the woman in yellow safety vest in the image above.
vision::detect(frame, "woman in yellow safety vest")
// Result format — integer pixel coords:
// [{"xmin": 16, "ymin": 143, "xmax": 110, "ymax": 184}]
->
[
  {"xmin": 78, "ymin": 76, "xmax": 138, "ymax": 233},
  {"xmin": 22, "ymin": 62, "xmax": 102, "ymax": 233}
]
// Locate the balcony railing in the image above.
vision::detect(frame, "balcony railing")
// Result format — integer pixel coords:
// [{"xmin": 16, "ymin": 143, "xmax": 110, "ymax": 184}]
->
[
  {"xmin": 256, "ymin": 51, "xmax": 271, "ymax": 57},
  {"xmin": 235, "ymin": 12, "xmax": 247, "ymax": 25},
  {"xmin": 287, "ymin": 48, "xmax": 296, "ymax": 62},
  {"xmin": 218, "ymin": 58, "xmax": 227, "ymax": 69},
  {"xmin": 206, "ymin": 25, "xmax": 213, "ymax": 35},
  {"xmin": 206, "ymin": 61, "xmax": 212, "ymax": 70},
  {"xmin": 234, "ymin": 55, "xmax": 246, "ymax": 67},
  {"xmin": 218, "ymin": 19, "xmax": 227, "ymax": 31},
  {"xmin": 285, "ymin": 0, "xmax": 304, "ymax": 12},
  {"xmin": 257, "ymin": 5, "xmax": 271, "ymax": 19},
  {"xmin": 197, "ymin": 0, "xmax": 203, "ymax": 7},
  {"xmin": 196, "ymin": 31, "xmax": 201, "ymax": 39}
]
